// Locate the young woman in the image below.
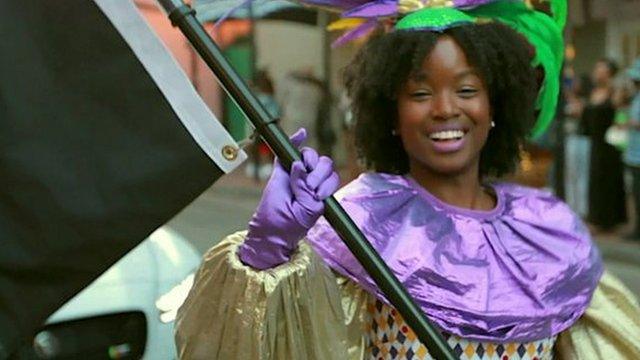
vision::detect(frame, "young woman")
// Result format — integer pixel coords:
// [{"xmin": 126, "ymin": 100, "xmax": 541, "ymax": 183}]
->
[
  {"xmin": 581, "ymin": 59, "xmax": 627, "ymax": 232},
  {"xmin": 564, "ymin": 73, "xmax": 593, "ymax": 217},
  {"xmin": 623, "ymin": 59, "xmax": 640, "ymax": 240},
  {"xmin": 175, "ymin": 1, "xmax": 640, "ymax": 359}
]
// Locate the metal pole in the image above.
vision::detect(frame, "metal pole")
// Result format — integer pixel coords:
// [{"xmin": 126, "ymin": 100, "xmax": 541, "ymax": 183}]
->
[{"xmin": 156, "ymin": 1, "xmax": 455, "ymax": 358}]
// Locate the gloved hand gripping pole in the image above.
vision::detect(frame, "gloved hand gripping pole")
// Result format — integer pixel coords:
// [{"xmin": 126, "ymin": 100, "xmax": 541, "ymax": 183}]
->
[{"xmin": 156, "ymin": 1, "xmax": 456, "ymax": 358}]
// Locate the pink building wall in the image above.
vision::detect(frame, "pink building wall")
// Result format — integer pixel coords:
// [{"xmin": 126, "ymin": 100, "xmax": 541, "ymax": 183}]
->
[{"xmin": 134, "ymin": 0, "xmax": 225, "ymax": 119}]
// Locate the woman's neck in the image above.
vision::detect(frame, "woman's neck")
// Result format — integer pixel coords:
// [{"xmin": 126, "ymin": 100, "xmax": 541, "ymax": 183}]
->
[
  {"xmin": 591, "ymin": 84, "xmax": 612, "ymax": 104},
  {"xmin": 409, "ymin": 163, "xmax": 496, "ymax": 211},
  {"xmin": 595, "ymin": 80, "xmax": 612, "ymax": 91}
]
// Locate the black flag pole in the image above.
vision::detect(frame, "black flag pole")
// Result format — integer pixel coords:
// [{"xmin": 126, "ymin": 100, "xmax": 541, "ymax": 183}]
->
[{"xmin": 156, "ymin": 1, "xmax": 455, "ymax": 358}]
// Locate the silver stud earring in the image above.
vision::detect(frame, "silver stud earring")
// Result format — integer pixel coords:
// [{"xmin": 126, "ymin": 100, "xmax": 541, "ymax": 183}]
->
[
  {"xmin": 491, "ymin": 121, "xmax": 496, "ymax": 128},
  {"xmin": 391, "ymin": 129, "xmax": 398, "ymax": 136}
]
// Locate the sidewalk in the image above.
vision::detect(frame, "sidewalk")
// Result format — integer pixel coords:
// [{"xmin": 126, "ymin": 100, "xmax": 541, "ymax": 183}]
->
[
  {"xmin": 596, "ymin": 235, "xmax": 640, "ymax": 266},
  {"xmin": 596, "ymin": 236, "xmax": 640, "ymax": 297},
  {"xmin": 211, "ymin": 164, "xmax": 264, "ymax": 196}
]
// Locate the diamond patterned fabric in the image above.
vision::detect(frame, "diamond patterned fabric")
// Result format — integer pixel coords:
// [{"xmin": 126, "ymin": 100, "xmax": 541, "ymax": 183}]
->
[{"xmin": 365, "ymin": 299, "xmax": 557, "ymax": 360}]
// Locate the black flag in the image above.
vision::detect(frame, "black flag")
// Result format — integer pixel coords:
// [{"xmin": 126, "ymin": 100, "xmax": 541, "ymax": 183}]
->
[{"xmin": 0, "ymin": 0, "xmax": 245, "ymax": 354}]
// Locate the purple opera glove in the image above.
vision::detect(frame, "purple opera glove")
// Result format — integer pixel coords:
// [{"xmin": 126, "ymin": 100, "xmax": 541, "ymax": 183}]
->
[{"xmin": 238, "ymin": 128, "xmax": 341, "ymax": 270}]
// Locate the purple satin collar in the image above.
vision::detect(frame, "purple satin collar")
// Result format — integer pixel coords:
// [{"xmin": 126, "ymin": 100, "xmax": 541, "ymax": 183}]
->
[{"xmin": 307, "ymin": 173, "xmax": 603, "ymax": 342}]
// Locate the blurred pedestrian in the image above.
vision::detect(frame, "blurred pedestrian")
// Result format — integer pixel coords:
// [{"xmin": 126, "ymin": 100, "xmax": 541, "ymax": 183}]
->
[
  {"xmin": 245, "ymin": 70, "xmax": 281, "ymax": 181},
  {"xmin": 581, "ymin": 59, "xmax": 627, "ymax": 232},
  {"xmin": 279, "ymin": 69, "xmax": 324, "ymax": 149},
  {"xmin": 338, "ymin": 89, "xmax": 363, "ymax": 181},
  {"xmin": 564, "ymin": 73, "xmax": 593, "ymax": 216},
  {"xmin": 622, "ymin": 58, "xmax": 640, "ymax": 240},
  {"xmin": 315, "ymin": 84, "xmax": 336, "ymax": 158}
]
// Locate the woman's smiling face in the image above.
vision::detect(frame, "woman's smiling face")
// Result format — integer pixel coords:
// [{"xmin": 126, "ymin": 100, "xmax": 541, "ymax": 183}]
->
[{"xmin": 397, "ymin": 35, "xmax": 492, "ymax": 177}]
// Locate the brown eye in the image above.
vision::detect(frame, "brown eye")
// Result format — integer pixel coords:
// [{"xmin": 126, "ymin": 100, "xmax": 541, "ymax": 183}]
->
[
  {"xmin": 458, "ymin": 87, "xmax": 478, "ymax": 98},
  {"xmin": 411, "ymin": 90, "xmax": 432, "ymax": 99}
]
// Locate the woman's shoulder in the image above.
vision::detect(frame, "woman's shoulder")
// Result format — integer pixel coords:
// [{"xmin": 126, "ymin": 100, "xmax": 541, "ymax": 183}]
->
[
  {"xmin": 495, "ymin": 181, "xmax": 566, "ymax": 206},
  {"xmin": 493, "ymin": 181, "xmax": 555, "ymax": 197},
  {"xmin": 494, "ymin": 182, "xmax": 587, "ymax": 233},
  {"xmin": 335, "ymin": 172, "xmax": 414, "ymax": 199},
  {"xmin": 494, "ymin": 182, "xmax": 567, "ymax": 206}
]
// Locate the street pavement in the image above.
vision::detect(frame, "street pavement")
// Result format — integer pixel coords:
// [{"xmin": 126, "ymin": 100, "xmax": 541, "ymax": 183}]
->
[
  {"xmin": 165, "ymin": 168, "xmax": 262, "ymax": 254},
  {"xmin": 166, "ymin": 166, "xmax": 640, "ymax": 298}
]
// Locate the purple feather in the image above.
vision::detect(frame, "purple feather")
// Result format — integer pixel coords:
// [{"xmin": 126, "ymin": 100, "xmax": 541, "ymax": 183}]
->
[
  {"xmin": 214, "ymin": 0, "xmax": 253, "ymax": 28},
  {"xmin": 342, "ymin": 0, "xmax": 397, "ymax": 18},
  {"xmin": 331, "ymin": 19, "xmax": 378, "ymax": 47},
  {"xmin": 300, "ymin": 0, "xmax": 371, "ymax": 11}
]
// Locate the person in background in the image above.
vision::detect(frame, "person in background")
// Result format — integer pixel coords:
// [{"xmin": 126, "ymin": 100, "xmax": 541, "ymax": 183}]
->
[
  {"xmin": 622, "ymin": 58, "xmax": 640, "ymax": 240},
  {"xmin": 245, "ymin": 70, "xmax": 281, "ymax": 181},
  {"xmin": 338, "ymin": 89, "xmax": 363, "ymax": 181},
  {"xmin": 279, "ymin": 69, "xmax": 325, "ymax": 149},
  {"xmin": 315, "ymin": 83, "xmax": 337, "ymax": 158},
  {"xmin": 581, "ymin": 58, "xmax": 627, "ymax": 233},
  {"xmin": 564, "ymin": 72, "xmax": 593, "ymax": 216},
  {"xmin": 280, "ymin": 70, "xmax": 335, "ymax": 158}
]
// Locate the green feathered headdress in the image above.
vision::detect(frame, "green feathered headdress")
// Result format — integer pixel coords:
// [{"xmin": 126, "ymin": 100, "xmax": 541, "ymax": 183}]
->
[
  {"xmin": 295, "ymin": 0, "xmax": 566, "ymax": 137},
  {"xmin": 468, "ymin": 1, "xmax": 566, "ymax": 139},
  {"xmin": 394, "ymin": 0, "xmax": 566, "ymax": 139}
]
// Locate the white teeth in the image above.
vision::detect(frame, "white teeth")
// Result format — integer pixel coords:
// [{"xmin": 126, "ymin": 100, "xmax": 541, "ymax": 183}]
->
[{"xmin": 429, "ymin": 130, "xmax": 465, "ymax": 140}]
